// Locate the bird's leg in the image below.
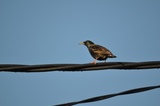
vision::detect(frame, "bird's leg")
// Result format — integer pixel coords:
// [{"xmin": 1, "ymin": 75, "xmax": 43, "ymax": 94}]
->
[
  {"xmin": 92, "ymin": 59, "xmax": 97, "ymax": 64},
  {"xmin": 91, "ymin": 57, "xmax": 98, "ymax": 64}
]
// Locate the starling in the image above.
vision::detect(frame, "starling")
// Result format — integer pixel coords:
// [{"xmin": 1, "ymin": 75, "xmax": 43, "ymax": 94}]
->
[{"xmin": 80, "ymin": 40, "xmax": 116, "ymax": 64}]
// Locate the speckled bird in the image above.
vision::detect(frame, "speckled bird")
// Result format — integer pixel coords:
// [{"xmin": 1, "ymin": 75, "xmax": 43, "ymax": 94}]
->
[{"xmin": 80, "ymin": 40, "xmax": 116, "ymax": 64}]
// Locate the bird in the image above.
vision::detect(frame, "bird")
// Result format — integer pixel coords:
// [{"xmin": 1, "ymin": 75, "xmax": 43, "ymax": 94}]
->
[{"xmin": 79, "ymin": 40, "xmax": 116, "ymax": 64}]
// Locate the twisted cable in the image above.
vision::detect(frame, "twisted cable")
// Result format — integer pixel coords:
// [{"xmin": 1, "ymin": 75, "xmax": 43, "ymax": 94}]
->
[{"xmin": 0, "ymin": 61, "xmax": 160, "ymax": 72}]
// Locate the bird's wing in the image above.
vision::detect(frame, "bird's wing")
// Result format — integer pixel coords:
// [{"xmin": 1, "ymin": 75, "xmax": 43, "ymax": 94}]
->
[{"xmin": 89, "ymin": 44, "xmax": 113, "ymax": 55}]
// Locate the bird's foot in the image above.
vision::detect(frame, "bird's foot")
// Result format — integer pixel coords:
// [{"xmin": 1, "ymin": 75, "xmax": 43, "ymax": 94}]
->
[{"xmin": 91, "ymin": 60, "xmax": 97, "ymax": 64}]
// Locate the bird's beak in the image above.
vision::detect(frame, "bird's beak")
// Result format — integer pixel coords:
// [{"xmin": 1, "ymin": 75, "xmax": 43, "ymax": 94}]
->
[{"xmin": 79, "ymin": 42, "xmax": 84, "ymax": 45}]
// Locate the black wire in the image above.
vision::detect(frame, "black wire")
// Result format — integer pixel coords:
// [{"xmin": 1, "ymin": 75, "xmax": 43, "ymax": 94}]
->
[
  {"xmin": 0, "ymin": 61, "xmax": 160, "ymax": 72},
  {"xmin": 1, "ymin": 61, "xmax": 160, "ymax": 106},
  {"xmin": 54, "ymin": 85, "xmax": 160, "ymax": 106}
]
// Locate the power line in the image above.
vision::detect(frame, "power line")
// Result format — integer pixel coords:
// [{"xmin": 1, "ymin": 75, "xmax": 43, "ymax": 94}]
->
[
  {"xmin": 1, "ymin": 61, "xmax": 160, "ymax": 106},
  {"xmin": 0, "ymin": 61, "xmax": 160, "ymax": 72},
  {"xmin": 54, "ymin": 85, "xmax": 160, "ymax": 106}
]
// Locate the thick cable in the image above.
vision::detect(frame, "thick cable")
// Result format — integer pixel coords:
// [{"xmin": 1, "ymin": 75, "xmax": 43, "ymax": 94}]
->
[{"xmin": 0, "ymin": 61, "xmax": 160, "ymax": 72}]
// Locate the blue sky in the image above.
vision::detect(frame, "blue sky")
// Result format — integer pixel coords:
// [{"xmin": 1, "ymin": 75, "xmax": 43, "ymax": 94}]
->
[{"xmin": 0, "ymin": 0, "xmax": 160, "ymax": 106}]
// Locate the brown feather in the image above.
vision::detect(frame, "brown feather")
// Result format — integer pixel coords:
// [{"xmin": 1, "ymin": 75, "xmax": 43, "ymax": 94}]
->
[
  {"xmin": 88, "ymin": 44, "xmax": 115, "ymax": 60},
  {"xmin": 80, "ymin": 40, "xmax": 116, "ymax": 63}
]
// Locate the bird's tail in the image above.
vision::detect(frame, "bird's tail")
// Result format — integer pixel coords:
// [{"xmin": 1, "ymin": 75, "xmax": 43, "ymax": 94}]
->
[{"xmin": 108, "ymin": 55, "xmax": 117, "ymax": 58}]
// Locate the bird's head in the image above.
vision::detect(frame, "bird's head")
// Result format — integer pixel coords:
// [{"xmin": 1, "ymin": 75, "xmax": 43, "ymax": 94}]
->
[{"xmin": 79, "ymin": 40, "xmax": 94, "ymax": 47}]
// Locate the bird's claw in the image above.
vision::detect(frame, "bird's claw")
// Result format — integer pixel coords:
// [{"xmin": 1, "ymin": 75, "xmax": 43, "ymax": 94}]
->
[{"xmin": 91, "ymin": 60, "xmax": 97, "ymax": 64}]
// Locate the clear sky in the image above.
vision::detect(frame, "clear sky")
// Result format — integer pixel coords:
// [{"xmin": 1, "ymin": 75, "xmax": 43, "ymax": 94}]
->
[{"xmin": 0, "ymin": 0, "xmax": 160, "ymax": 106}]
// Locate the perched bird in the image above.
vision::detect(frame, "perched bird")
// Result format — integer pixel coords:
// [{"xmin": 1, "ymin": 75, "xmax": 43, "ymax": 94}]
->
[{"xmin": 80, "ymin": 40, "xmax": 116, "ymax": 64}]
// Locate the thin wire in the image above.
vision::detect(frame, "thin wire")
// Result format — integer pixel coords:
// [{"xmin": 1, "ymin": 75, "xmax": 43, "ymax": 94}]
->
[
  {"xmin": 0, "ymin": 61, "xmax": 160, "ymax": 72},
  {"xmin": 54, "ymin": 85, "xmax": 160, "ymax": 106}
]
